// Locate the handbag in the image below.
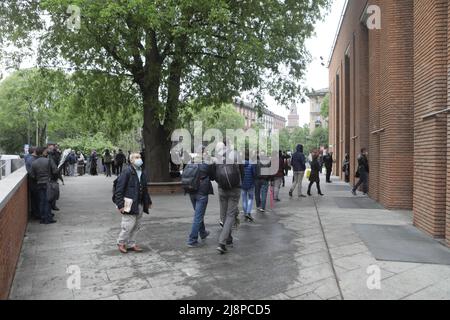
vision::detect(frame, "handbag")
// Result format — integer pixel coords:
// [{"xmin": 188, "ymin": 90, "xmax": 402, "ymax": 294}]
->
[{"xmin": 305, "ymin": 168, "xmax": 311, "ymax": 179}]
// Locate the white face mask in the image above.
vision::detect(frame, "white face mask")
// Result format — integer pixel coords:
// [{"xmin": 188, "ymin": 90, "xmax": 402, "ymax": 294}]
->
[{"xmin": 134, "ymin": 159, "xmax": 143, "ymax": 168}]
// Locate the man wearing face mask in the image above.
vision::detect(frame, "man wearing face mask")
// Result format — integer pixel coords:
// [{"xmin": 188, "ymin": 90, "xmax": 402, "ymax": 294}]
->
[{"xmin": 114, "ymin": 153, "xmax": 152, "ymax": 254}]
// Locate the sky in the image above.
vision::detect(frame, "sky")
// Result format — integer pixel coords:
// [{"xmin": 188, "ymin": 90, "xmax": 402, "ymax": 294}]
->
[{"xmin": 264, "ymin": 0, "xmax": 345, "ymax": 126}]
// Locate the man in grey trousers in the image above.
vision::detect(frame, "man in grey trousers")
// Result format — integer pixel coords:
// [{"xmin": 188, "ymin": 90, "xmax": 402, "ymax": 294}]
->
[{"xmin": 213, "ymin": 142, "xmax": 243, "ymax": 254}]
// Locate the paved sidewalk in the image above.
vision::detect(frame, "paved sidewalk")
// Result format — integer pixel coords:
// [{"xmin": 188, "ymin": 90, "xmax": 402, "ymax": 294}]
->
[{"xmin": 9, "ymin": 172, "xmax": 450, "ymax": 300}]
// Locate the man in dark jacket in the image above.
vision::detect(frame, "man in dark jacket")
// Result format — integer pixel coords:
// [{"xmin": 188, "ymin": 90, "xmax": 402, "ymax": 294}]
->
[
  {"xmin": 289, "ymin": 144, "xmax": 307, "ymax": 198},
  {"xmin": 272, "ymin": 150, "xmax": 285, "ymax": 201},
  {"xmin": 115, "ymin": 149, "xmax": 127, "ymax": 175},
  {"xmin": 25, "ymin": 147, "xmax": 40, "ymax": 219},
  {"xmin": 323, "ymin": 150, "xmax": 334, "ymax": 183},
  {"xmin": 184, "ymin": 150, "xmax": 215, "ymax": 248},
  {"xmin": 114, "ymin": 152, "xmax": 152, "ymax": 253},
  {"xmin": 30, "ymin": 147, "xmax": 58, "ymax": 224},
  {"xmin": 352, "ymin": 148, "xmax": 369, "ymax": 196},
  {"xmin": 46, "ymin": 142, "xmax": 62, "ymax": 210}
]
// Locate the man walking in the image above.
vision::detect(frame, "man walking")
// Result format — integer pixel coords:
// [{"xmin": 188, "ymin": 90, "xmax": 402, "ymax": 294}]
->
[
  {"xmin": 323, "ymin": 150, "xmax": 334, "ymax": 183},
  {"xmin": 182, "ymin": 147, "xmax": 215, "ymax": 248},
  {"xmin": 255, "ymin": 152, "xmax": 272, "ymax": 213},
  {"xmin": 289, "ymin": 144, "xmax": 307, "ymax": 198},
  {"xmin": 352, "ymin": 148, "xmax": 369, "ymax": 196},
  {"xmin": 114, "ymin": 153, "xmax": 152, "ymax": 253},
  {"xmin": 213, "ymin": 142, "xmax": 242, "ymax": 254},
  {"xmin": 115, "ymin": 149, "xmax": 127, "ymax": 175}
]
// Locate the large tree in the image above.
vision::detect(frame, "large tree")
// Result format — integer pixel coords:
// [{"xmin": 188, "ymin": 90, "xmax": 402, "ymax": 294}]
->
[{"xmin": 2, "ymin": 0, "xmax": 330, "ymax": 181}]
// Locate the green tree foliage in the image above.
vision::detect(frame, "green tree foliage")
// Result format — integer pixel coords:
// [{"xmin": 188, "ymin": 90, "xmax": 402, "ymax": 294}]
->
[
  {"xmin": 58, "ymin": 132, "xmax": 116, "ymax": 155},
  {"xmin": 279, "ymin": 125, "xmax": 328, "ymax": 155},
  {"xmin": 1, "ymin": 0, "xmax": 331, "ymax": 181},
  {"xmin": 321, "ymin": 93, "xmax": 329, "ymax": 119},
  {"xmin": 0, "ymin": 68, "xmax": 142, "ymax": 153}
]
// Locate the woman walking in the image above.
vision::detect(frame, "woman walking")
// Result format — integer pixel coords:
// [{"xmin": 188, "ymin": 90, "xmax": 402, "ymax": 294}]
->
[{"xmin": 307, "ymin": 150, "xmax": 324, "ymax": 196}]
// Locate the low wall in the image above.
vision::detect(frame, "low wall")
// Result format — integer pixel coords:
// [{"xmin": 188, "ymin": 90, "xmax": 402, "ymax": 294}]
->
[{"xmin": 0, "ymin": 167, "xmax": 28, "ymax": 300}]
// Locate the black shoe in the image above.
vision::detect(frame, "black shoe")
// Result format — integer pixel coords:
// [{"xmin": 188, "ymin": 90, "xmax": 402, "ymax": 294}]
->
[
  {"xmin": 40, "ymin": 220, "xmax": 57, "ymax": 224},
  {"xmin": 319, "ymin": 193, "xmax": 324, "ymax": 196},
  {"xmin": 216, "ymin": 244, "xmax": 227, "ymax": 254},
  {"xmin": 52, "ymin": 206, "xmax": 60, "ymax": 211},
  {"xmin": 226, "ymin": 240, "xmax": 234, "ymax": 247},
  {"xmin": 307, "ymin": 191, "xmax": 312, "ymax": 196},
  {"xmin": 275, "ymin": 198, "xmax": 281, "ymax": 202},
  {"xmin": 289, "ymin": 191, "xmax": 293, "ymax": 197},
  {"xmin": 246, "ymin": 215, "xmax": 254, "ymax": 222}
]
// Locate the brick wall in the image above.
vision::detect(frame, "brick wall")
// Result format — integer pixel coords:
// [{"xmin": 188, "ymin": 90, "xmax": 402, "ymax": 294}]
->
[
  {"xmin": 378, "ymin": 0, "xmax": 414, "ymax": 210},
  {"xmin": 0, "ymin": 178, "xmax": 28, "ymax": 300},
  {"xmin": 413, "ymin": 0, "xmax": 448, "ymax": 238},
  {"xmin": 447, "ymin": 2, "xmax": 450, "ymax": 246},
  {"xmin": 368, "ymin": 0, "xmax": 381, "ymax": 202}
]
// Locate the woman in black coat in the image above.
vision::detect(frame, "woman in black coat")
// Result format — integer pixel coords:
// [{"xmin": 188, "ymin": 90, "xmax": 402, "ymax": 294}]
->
[{"xmin": 307, "ymin": 150, "xmax": 324, "ymax": 196}]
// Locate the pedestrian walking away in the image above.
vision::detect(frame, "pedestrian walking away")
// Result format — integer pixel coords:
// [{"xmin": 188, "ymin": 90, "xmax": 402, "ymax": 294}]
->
[
  {"xmin": 272, "ymin": 151, "xmax": 285, "ymax": 202},
  {"xmin": 241, "ymin": 153, "xmax": 257, "ymax": 222},
  {"xmin": 289, "ymin": 144, "xmax": 307, "ymax": 198},
  {"xmin": 352, "ymin": 148, "xmax": 369, "ymax": 196},
  {"xmin": 343, "ymin": 153, "xmax": 350, "ymax": 183},
  {"xmin": 213, "ymin": 142, "xmax": 243, "ymax": 254},
  {"xmin": 182, "ymin": 147, "xmax": 215, "ymax": 248},
  {"xmin": 307, "ymin": 150, "xmax": 324, "ymax": 197},
  {"xmin": 113, "ymin": 152, "xmax": 152, "ymax": 254},
  {"xmin": 255, "ymin": 152, "xmax": 272, "ymax": 213}
]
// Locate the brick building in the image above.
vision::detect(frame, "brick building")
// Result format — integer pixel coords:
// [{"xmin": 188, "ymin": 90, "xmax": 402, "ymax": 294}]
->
[{"xmin": 328, "ymin": 0, "xmax": 450, "ymax": 245}]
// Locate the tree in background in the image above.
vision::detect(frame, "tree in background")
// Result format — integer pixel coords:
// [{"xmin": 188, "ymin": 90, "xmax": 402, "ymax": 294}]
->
[{"xmin": 1, "ymin": 0, "xmax": 331, "ymax": 181}]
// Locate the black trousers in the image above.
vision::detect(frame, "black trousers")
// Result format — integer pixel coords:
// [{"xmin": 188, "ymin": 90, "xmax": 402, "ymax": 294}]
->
[
  {"xmin": 116, "ymin": 163, "xmax": 123, "ymax": 175},
  {"xmin": 353, "ymin": 170, "xmax": 369, "ymax": 193},
  {"xmin": 308, "ymin": 181, "xmax": 322, "ymax": 195},
  {"xmin": 325, "ymin": 166, "xmax": 332, "ymax": 182}
]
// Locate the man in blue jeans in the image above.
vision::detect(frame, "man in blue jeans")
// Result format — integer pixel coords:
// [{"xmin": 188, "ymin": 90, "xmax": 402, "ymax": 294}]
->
[{"xmin": 184, "ymin": 151, "xmax": 215, "ymax": 248}]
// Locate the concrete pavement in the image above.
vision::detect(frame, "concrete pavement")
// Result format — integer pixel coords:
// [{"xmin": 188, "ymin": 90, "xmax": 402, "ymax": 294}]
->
[{"xmin": 9, "ymin": 172, "xmax": 450, "ymax": 300}]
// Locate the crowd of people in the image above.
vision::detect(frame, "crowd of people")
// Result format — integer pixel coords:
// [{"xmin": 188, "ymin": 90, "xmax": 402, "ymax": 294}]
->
[
  {"xmin": 24, "ymin": 141, "xmax": 144, "ymax": 225},
  {"xmin": 110, "ymin": 139, "xmax": 370, "ymax": 256},
  {"xmin": 24, "ymin": 139, "xmax": 369, "ymax": 255}
]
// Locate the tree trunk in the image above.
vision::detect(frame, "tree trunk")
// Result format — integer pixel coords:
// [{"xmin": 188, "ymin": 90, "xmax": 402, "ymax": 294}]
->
[{"xmin": 142, "ymin": 95, "xmax": 172, "ymax": 183}]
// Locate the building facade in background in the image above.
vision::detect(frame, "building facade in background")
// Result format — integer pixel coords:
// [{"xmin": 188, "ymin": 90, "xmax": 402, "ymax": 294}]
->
[
  {"xmin": 307, "ymin": 88, "xmax": 329, "ymax": 132},
  {"xmin": 287, "ymin": 103, "xmax": 300, "ymax": 128},
  {"xmin": 328, "ymin": 0, "xmax": 450, "ymax": 245},
  {"xmin": 233, "ymin": 98, "xmax": 286, "ymax": 132}
]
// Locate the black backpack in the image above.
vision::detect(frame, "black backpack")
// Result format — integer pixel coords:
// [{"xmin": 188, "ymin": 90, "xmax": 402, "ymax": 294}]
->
[
  {"xmin": 215, "ymin": 164, "xmax": 241, "ymax": 190},
  {"xmin": 181, "ymin": 164, "xmax": 201, "ymax": 193}
]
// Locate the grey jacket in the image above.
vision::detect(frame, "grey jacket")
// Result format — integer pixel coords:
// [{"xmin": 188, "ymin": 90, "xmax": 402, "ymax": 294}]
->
[{"xmin": 30, "ymin": 157, "xmax": 58, "ymax": 185}]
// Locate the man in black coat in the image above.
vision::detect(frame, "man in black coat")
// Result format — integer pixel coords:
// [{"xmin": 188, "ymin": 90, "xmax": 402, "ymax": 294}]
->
[
  {"xmin": 114, "ymin": 152, "xmax": 152, "ymax": 254},
  {"xmin": 352, "ymin": 148, "xmax": 370, "ymax": 196},
  {"xmin": 323, "ymin": 150, "xmax": 334, "ymax": 183}
]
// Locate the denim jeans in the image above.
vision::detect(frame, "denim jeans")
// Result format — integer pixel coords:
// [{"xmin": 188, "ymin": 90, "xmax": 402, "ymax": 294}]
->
[
  {"xmin": 37, "ymin": 184, "xmax": 52, "ymax": 223},
  {"xmin": 259, "ymin": 181, "xmax": 269, "ymax": 210},
  {"xmin": 241, "ymin": 187, "xmax": 255, "ymax": 215},
  {"xmin": 188, "ymin": 193, "xmax": 209, "ymax": 245}
]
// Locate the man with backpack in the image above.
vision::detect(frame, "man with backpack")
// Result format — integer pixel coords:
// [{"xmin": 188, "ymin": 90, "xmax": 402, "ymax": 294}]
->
[
  {"xmin": 113, "ymin": 152, "xmax": 152, "ymax": 254},
  {"xmin": 67, "ymin": 150, "xmax": 77, "ymax": 176},
  {"xmin": 181, "ymin": 147, "xmax": 215, "ymax": 248},
  {"xmin": 213, "ymin": 142, "xmax": 243, "ymax": 254}
]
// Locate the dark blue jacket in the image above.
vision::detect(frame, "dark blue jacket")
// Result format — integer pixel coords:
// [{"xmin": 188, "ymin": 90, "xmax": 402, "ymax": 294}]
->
[
  {"xmin": 196, "ymin": 163, "xmax": 215, "ymax": 196},
  {"xmin": 241, "ymin": 160, "xmax": 257, "ymax": 190},
  {"xmin": 291, "ymin": 144, "xmax": 306, "ymax": 172},
  {"xmin": 114, "ymin": 165, "xmax": 152, "ymax": 214}
]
